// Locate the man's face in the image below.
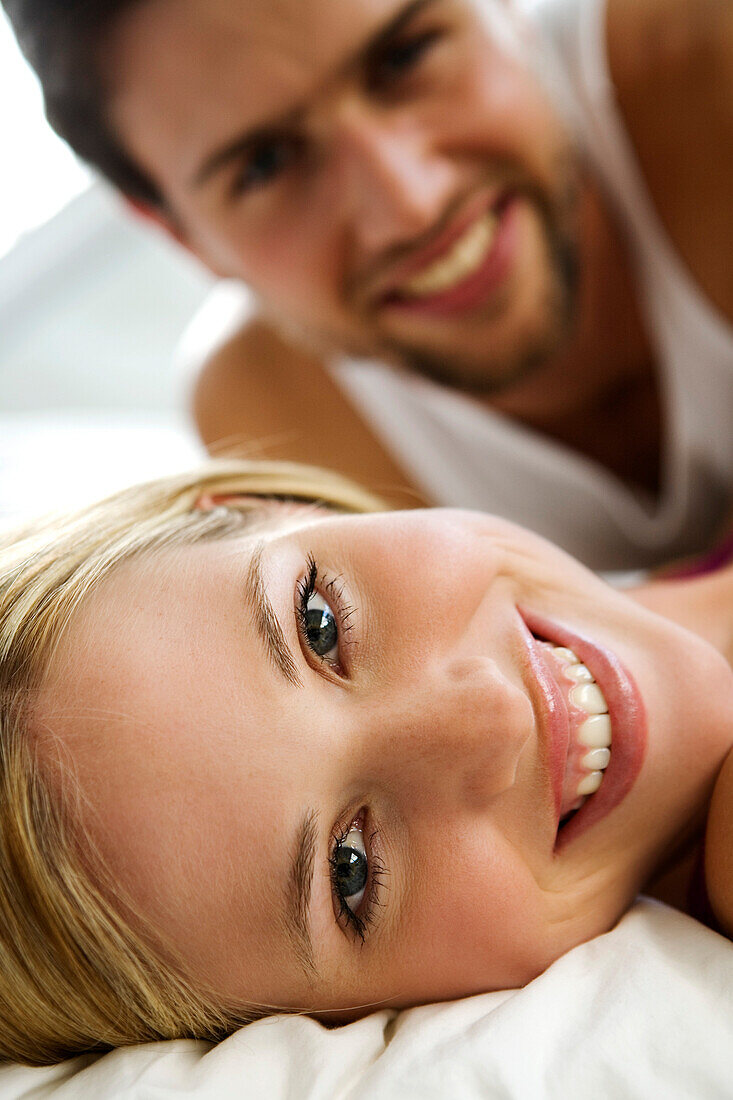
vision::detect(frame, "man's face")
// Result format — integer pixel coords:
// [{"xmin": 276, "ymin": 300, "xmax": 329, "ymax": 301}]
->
[{"xmin": 109, "ymin": 0, "xmax": 581, "ymax": 392}]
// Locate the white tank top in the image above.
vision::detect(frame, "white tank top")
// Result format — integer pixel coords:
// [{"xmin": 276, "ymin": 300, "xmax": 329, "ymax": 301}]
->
[{"xmin": 330, "ymin": 0, "xmax": 733, "ymax": 571}]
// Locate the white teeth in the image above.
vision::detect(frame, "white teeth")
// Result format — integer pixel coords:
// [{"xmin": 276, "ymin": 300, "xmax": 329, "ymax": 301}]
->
[
  {"xmin": 582, "ymin": 747, "xmax": 611, "ymax": 771},
  {"xmin": 401, "ymin": 212, "xmax": 497, "ymax": 297},
  {"xmin": 577, "ymin": 770, "xmax": 603, "ymax": 796},
  {"xmin": 543, "ymin": 637, "xmax": 615, "ymax": 816},
  {"xmin": 564, "ymin": 662, "xmax": 594, "ymax": 683},
  {"xmin": 578, "ymin": 713, "xmax": 612, "ymax": 748},
  {"xmin": 569, "ymin": 683, "xmax": 608, "ymax": 714}
]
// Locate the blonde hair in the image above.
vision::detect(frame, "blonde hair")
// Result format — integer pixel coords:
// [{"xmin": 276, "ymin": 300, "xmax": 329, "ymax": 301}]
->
[{"xmin": 0, "ymin": 459, "xmax": 383, "ymax": 1066}]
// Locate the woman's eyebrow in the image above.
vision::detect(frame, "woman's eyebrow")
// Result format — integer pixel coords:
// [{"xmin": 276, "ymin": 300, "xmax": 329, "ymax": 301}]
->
[
  {"xmin": 242, "ymin": 547, "xmax": 320, "ymax": 978},
  {"xmin": 245, "ymin": 542, "xmax": 302, "ymax": 687},
  {"xmin": 284, "ymin": 808, "xmax": 320, "ymax": 980}
]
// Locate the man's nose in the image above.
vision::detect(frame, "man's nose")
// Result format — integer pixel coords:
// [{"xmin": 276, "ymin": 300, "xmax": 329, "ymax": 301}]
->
[
  {"xmin": 361, "ymin": 652, "xmax": 534, "ymax": 812},
  {"xmin": 329, "ymin": 102, "xmax": 456, "ymax": 255}
]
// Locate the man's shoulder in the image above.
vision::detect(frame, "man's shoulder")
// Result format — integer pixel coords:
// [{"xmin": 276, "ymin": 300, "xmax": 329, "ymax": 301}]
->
[
  {"xmin": 607, "ymin": 0, "xmax": 732, "ymax": 77},
  {"xmin": 606, "ymin": 0, "xmax": 733, "ymax": 320},
  {"xmin": 705, "ymin": 745, "xmax": 733, "ymax": 939},
  {"xmin": 191, "ymin": 316, "xmax": 425, "ymax": 506},
  {"xmin": 192, "ymin": 318, "xmax": 339, "ymax": 445},
  {"xmin": 196, "ymin": 316, "xmax": 322, "ymax": 383}
]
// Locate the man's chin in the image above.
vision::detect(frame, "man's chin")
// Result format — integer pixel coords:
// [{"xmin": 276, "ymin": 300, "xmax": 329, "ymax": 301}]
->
[
  {"xmin": 374, "ymin": 248, "xmax": 579, "ymax": 397},
  {"xmin": 384, "ymin": 315, "xmax": 572, "ymax": 398}
]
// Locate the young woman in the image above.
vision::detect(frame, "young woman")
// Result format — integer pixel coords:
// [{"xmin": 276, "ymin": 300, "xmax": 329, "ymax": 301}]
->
[{"xmin": 1, "ymin": 459, "xmax": 731, "ymax": 1066}]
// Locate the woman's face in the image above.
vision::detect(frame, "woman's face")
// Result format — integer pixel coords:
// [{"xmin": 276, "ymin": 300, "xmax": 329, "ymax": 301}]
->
[{"xmin": 39, "ymin": 506, "xmax": 733, "ymax": 1015}]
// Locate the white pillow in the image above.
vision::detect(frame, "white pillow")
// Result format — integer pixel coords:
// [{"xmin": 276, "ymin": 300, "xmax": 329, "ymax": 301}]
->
[{"xmin": 1, "ymin": 900, "xmax": 731, "ymax": 1099}]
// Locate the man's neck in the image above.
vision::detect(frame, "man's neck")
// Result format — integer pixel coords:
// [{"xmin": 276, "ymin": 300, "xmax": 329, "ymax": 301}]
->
[{"xmin": 487, "ymin": 176, "xmax": 661, "ymax": 495}]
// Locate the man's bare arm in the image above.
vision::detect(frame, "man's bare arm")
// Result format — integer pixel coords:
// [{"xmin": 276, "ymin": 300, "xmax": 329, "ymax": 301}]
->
[
  {"xmin": 705, "ymin": 747, "xmax": 733, "ymax": 936},
  {"xmin": 192, "ymin": 319, "xmax": 427, "ymax": 509},
  {"xmin": 608, "ymin": 0, "xmax": 733, "ymax": 321}
]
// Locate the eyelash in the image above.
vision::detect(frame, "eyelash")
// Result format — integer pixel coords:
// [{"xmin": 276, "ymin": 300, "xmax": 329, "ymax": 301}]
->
[
  {"xmin": 329, "ymin": 814, "xmax": 388, "ymax": 942},
  {"xmin": 294, "ymin": 563, "xmax": 386, "ymax": 939},
  {"xmin": 228, "ymin": 26, "xmax": 446, "ymax": 199},
  {"xmin": 370, "ymin": 26, "xmax": 446, "ymax": 89},
  {"xmin": 230, "ymin": 135, "xmax": 302, "ymax": 198},
  {"xmin": 295, "ymin": 554, "xmax": 357, "ymax": 674}
]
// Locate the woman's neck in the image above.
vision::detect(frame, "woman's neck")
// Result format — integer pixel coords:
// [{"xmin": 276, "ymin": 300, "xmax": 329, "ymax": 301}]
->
[{"xmin": 630, "ymin": 557, "xmax": 733, "ymax": 918}]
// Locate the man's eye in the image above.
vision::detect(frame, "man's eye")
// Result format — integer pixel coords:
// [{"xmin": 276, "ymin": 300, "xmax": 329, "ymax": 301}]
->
[
  {"xmin": 370, "ymin": 29, "xmax": 443, "ymax": 88},
  {"xmin": 232, "ymin": 137, "xmax": 298, "ymax": 195}
]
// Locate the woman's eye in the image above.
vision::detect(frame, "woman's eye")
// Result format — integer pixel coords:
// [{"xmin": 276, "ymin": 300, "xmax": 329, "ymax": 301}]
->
[
  {"xmin": 296, "ymin": 557, "xmax": 355, "ymax": 674},
  {"xmin": 302, "ymin": 591, "xmax": 339, "ymax": 663},
  {"xmin": 332, "ymin": 825, "xmax": 368, "ymax": 915}
]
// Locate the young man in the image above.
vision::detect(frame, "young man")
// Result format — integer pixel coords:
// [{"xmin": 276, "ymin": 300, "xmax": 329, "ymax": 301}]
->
[{"xmin": 5, "ymin": 0, "xmax": 733, "ymax": 568}]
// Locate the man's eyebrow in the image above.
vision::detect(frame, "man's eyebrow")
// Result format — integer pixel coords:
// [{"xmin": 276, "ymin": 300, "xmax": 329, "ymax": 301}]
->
[
  {"xmin": 283, "ymin": 808, "xmax": 319, "ymax": 980},
  {"xmin": 359, "ymin": 0, "xmax": 441, "ymax": 73},
  {"xmin": 190, "ymin": 0, "xmax": 441, "ymax": 190},
  {"xmin": 245, "ymin": 542, "xmax": 302, "ymax": 688}
]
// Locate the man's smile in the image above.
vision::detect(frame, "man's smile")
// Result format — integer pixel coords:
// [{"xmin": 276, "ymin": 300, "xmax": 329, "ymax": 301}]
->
[{"xmin": 368, "ymin": 187, "xmax": 520, "ymax": 318}]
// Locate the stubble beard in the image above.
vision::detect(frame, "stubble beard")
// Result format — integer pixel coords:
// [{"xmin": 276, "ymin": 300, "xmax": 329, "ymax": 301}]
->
[
  {"xmin": 266, "ymin": 162, "xmax": 582, "ymax": 398},
  {"xmin": 382, "ymin": 179, "xmax": 582, "ymax": 399}
]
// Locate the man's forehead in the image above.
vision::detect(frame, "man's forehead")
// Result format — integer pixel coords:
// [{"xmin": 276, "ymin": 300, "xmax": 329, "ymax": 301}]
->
[
  {"xmin": 110, "ymin": 0, "xmax": 428, "ymax": 190},
  {"xmin": 113, "ymin": 0, "xmax": 417, "ymax": 107}
]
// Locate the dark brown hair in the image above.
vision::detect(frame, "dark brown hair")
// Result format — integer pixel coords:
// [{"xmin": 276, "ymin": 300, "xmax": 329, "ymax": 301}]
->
[{"xmin": 2, "ymin": 0, "xmax": 163, "ymax": 206}]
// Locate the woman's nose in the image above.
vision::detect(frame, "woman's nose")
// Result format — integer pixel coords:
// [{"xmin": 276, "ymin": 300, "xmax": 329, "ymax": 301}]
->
[
  {"xmin": 329, "ymin": 102, "xmax": 455, "ymax": 255},
  {"xmin": 361, "ymin": 651, "xmax": 534, "ymax": 811}
]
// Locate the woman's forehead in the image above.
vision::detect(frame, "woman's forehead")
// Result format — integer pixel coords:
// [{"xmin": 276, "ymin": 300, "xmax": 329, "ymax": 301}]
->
[
  {"xmin": 38, "ymin": 497, "xmax": 341, "ymax": 735},
  {"xmin": 34, "ymin": 523, "xmax": 317, "ymax": 978}
]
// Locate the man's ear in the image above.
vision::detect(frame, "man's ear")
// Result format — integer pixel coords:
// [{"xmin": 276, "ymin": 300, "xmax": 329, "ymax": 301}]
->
[
  {"xmin": 124, "ymin": 197, "xmax": 231, "ymax": 277},
  {"xmin": 124, "ymin": 197, "xmax": 189, "ymax": 250}
]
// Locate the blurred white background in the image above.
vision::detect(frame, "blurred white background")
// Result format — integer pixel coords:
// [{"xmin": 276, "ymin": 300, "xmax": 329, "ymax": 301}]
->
[
  {"xmin": 0, "ymin": 7, "xmax": 215, "ymax": 521},
  {"xmin": 0, "ymin": 8, "xmax": 91, "ymax": 257}
]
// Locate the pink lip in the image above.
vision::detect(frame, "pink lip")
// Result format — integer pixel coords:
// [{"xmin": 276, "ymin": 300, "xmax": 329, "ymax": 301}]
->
[
  {"xmin": 516, "ymin": 616, "xmax": 569, "ymax": 824},
  {"xmin": 376, "ymin": 190, "xmax": 517, "ymax": 317},
  {"xmin": 519, "ymin": 609, "xmax": 648, "ymax": 851}
]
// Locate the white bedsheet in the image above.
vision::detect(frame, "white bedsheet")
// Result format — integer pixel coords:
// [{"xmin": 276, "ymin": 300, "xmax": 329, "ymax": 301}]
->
[{"xmin": 1, "ymin": 900, "xmax": 731, "ymax": 1099}]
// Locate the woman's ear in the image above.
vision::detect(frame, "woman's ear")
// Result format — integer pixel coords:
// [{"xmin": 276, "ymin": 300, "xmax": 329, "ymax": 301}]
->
[
  {"xmin": 193, "ymin": 493, "xmax": 318, "ymax": 521},
  {"xmin": 193, "ymin": 493, "xmax": 246, "ymax": 512}
]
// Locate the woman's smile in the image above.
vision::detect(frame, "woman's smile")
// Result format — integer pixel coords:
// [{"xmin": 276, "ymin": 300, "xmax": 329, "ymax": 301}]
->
[{"xmin": 519, "ymin": 611, "xmax": 647, "ymax": 850}]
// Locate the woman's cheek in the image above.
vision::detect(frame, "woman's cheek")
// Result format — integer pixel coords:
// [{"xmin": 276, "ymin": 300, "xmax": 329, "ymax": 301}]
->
[{"xmin": 405, "ymin": 838, "xmax": 549, "ymax": 993}]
